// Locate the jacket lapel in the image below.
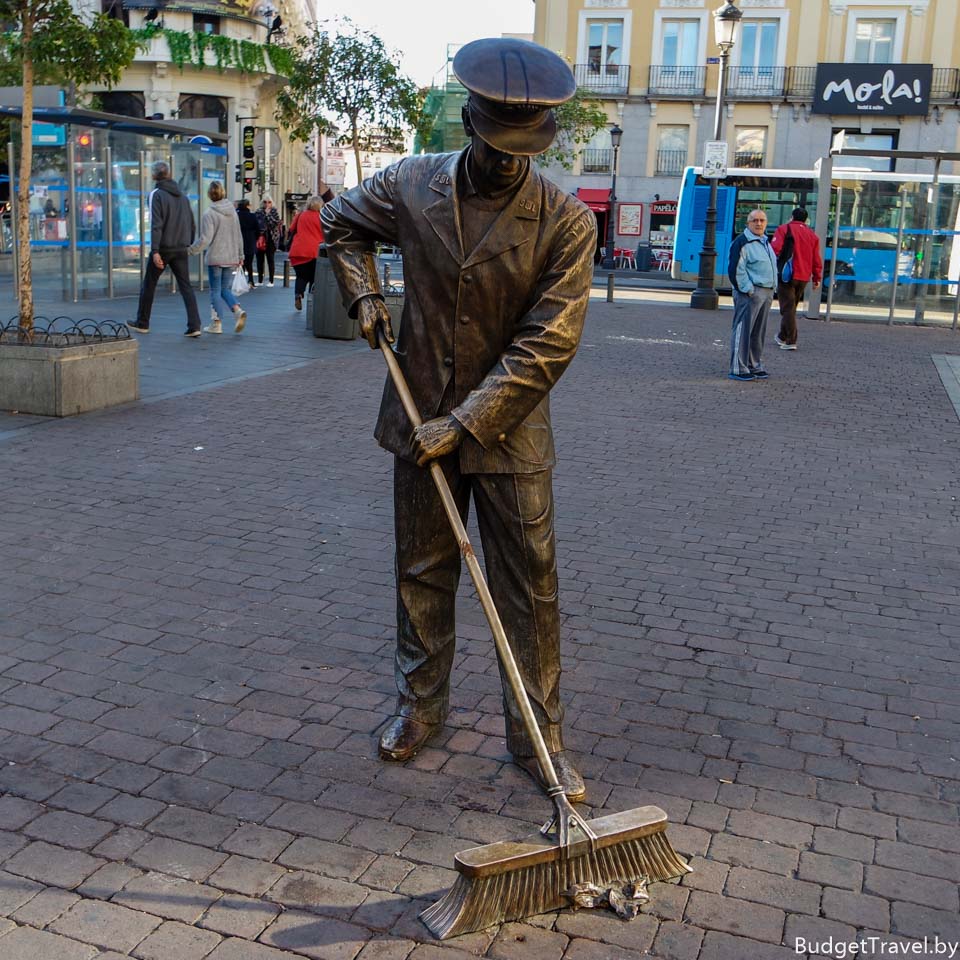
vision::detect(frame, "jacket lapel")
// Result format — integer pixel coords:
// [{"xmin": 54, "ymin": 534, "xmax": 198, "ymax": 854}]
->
[
  {"xmin": 462, "ymin": 166, "xmax": 542, "ymax": 269},
  {"xmin": 422, "ymin": 153, "xmax": 464, "ymax": 265}
]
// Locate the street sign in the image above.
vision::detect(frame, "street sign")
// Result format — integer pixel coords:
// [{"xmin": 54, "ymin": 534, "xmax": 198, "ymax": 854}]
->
[
  {"xmin": 254, "ymin": 129, "xmax": 282, "ymax": 158},
  {"xmin": 242, "ymin": 125, "xmax": 255, "ymax": 159},
  {"xmin": 706, "ymin": 57, "xmax": 720, "ymax": 64},
  {"xmin": 703, "ymin": 141, "xmax": 728, "ymax": 179}
]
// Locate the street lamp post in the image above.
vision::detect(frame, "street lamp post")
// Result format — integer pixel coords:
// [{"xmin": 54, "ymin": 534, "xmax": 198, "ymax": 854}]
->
[
  {"xmin": 602, "ymin": 123, "xmax": 623, "ymax": 270},
  {"xmin": 690, "ymin": 0, "xmax": 742, "ymax": 310}
]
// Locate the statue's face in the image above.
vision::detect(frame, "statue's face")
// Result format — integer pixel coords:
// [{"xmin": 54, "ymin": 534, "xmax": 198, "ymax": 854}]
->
[{"xmin": 469, "ymin": 136, "xmax": 524, "ymax": 192}]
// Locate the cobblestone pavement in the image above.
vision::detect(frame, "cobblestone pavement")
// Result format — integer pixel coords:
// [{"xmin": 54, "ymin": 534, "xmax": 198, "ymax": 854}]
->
[{"xmin": 1, "ymin": 297, "xmax": 959, "ymax": 960}]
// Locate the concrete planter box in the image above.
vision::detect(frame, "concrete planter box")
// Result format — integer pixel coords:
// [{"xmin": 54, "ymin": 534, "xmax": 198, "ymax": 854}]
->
[{"xmin": 0, "ymin": 338, "xmax": 139, "ymax": 417}]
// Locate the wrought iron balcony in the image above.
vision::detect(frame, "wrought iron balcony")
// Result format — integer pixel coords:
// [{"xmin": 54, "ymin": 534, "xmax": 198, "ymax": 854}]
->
[
  {"xmin": 734, "ymin": 151, "xmax": 765, "ymax": 169},
  {"xmin": 581, "ymin": 148, "xmax": 613, "ymax": 174},
  {"xmin": 931, "ymin": 67, "xmax": 960, "ymax": 101},
  {"xmin": 785, "ymin": 66, "xmax": 817, "ymax": 99},
  {"xmin": 574, "ymin": 63, "xmax": 631, "ymax": 96},
  {"xmin": 648, "ymin": 65, "xmax": 706, "ymax": 97},
  {"xmin": 655, "ymin": 149, "xmax": 687, "ymax": 177},
  {"xmin": 726, "ymin": 66, "xmax": 786, "ymax": 99}
]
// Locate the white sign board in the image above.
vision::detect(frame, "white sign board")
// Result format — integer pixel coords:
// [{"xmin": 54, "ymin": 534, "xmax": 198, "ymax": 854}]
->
[{"xmin": 702, "ymin": 141, "xmax": 728, "ymax": 179}]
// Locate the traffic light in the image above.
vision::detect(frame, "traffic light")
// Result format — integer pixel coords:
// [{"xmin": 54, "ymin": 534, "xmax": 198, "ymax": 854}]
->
[
  {"xmin": 234, "ymin": 163, "xmax": 241, "ymax": 184},
  {"xmin": 77, "ymin": 132, "xmax": 92, "ymax": 148},
  {"xmin": 243, "ymin": 178, "xmax": 253, "ymax": 194}
]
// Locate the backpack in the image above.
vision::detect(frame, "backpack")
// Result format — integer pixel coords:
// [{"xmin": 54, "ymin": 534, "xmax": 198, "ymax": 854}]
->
[{"xmin": 777, "ymin": 223, "xmax": 795, "ymax": 283}]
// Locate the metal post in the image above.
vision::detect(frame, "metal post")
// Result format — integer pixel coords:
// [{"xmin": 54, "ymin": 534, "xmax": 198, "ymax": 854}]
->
[
  {"xmin": 283, "ymin": 258, "xmax": 290, "ymax": 287},
  {"xmin": 602, "ymin": 144, "xmax": 620, "ymax": 270},
  {"xmin": 67, "ymin": 139, "xmax": 78, "ymax": 303},
  {"xmin": 888, "ymin": 191, "xmax": 907, "ymax": 326},
  {"xmin": 168, "ymin": 153, "xmax": 175, "ymax": 293},
  {"xmin": 139, "ymin": 150, "xmax": 147, "ymax": 279},
  {"xmin": 7, "ymin": 141, "xmax": 18, "ymax": 299},
  {"xmin": 824, "ymin": 185, "xmax": 842, "ymax": 322},
  {"xmin": 952, "ymin": 275, "xmax": 960, "ymax": 331},
  {"xmin": 606, "ymin": 271, "xmax": 615, "ymax": 302},
  {"xmin": 691, "ymin": 47, "xmax": 730, "ymax": 310},
  {"xmin": 196, "ymin": 157, "xmax": 204, "ymax": 292},
  {"xmin": 808, "ymin": 155, "xmax": 832, "ymax": 320},
  {"xmin": 914, "ymin": 156, "xmax": 942, "ymax": 325},
  {"xmin": 105, "ymin": 145, "xmax": 114, "ymax": 298}
]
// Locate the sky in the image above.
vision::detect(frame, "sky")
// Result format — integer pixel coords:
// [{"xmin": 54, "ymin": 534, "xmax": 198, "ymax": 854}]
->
[{"xmin": 311, "ymin": 1, "xmax": 537, "ymax": 88}]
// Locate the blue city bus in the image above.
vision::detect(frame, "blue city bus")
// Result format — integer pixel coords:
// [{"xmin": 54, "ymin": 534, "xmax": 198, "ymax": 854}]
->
[{"xmin": 672, "ymin": 165, "xmax": 960, "ymax": 296}]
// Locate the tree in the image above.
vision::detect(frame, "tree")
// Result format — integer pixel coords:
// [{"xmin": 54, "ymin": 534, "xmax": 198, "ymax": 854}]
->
[
  {"xmin": 276, "ymin": 18, "xmax": 432, "ymax": 185},
  {"xmin": 539, "ymin": 88, "xmax": 609, "ymax": 172},
  {"xmin": 0, "ymin": 0, "xmax": 140, "ymax": 336}
]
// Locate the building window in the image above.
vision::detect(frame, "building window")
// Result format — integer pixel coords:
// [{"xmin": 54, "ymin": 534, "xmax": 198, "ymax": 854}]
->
[
  {"xmin": 587, "ymin": 19, "xmax": 624, "ymax": 78},
  {"xmin": 734, "ymin": 127, "xmax": 766, "ymax": 168},
  {"xmin": 832, "ymin": 130, "xmax": 897, "ymax": 172},
  {"xmin": 655, "ymin": 125, "xmax": 688, "ymax": 176},
  {"xmin": 658, "ymin": 19, "xmax": 700, "ymax": 89},
  {"xmin": 194, "ymin": 14, "xmax": 220, "ymax": 35},
  {"xmin": 581, "ymin": 128, "xmax": 613, "ymax": 174},
  {"xmin": 853, "ymin": 19, "xmax": 895, "ymax": 63},
  {"xmin": 97, "ymin": 92, "xmax": 146, "ymax": 119},
  {"xmin": 733, "ymin": 19, "xmax": 778, "ymax": 91},
  {"xmin": 178, "ymin": 94, "xmax": 228, "ymax": 134}
]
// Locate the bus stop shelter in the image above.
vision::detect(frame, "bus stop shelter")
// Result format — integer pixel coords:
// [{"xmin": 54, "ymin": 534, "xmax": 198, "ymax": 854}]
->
[
  {"xmin": 1, "ymin": 107, "xmax": 228, "ymax": 302},
  {"xmin": 812, "ymin": 135, "xmax": 960, "ymax": 328}
]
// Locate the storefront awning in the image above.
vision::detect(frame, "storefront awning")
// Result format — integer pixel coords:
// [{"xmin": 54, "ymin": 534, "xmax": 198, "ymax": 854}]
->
[{"xmin": 577, "ymin": 188, "xmax": 610, "ymax": 212}]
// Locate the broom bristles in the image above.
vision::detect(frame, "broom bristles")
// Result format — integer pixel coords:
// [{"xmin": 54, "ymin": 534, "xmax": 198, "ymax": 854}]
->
[{"xmin": 420, "ymin": 828, "xmax": 690, "ymax": 939}]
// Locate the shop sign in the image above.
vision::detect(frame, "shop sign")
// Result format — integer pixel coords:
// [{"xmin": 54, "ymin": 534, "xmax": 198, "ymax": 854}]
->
[
  {"xmin": 651, "ymin": 200, "xmax": 677, "ymax": 216},
  {"xmin": 812, "ymin": 63, "xmax": 932, "ymax": 116}
]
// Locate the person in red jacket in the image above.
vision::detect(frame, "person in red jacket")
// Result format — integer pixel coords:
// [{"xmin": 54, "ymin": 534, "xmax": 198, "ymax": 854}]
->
[
  {"xmin": 771, "ymin": 208, "xmax": 822, "ymax": 351},
  {"xmin": 287, "ymin": 196, "xmax": 325, "ymax": 311}
]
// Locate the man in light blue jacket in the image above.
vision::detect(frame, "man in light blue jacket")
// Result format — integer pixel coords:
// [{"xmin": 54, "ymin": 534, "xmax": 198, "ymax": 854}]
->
[{"xmin": 727, "ymin": 209, "xmax": 777, "ymax": 381}]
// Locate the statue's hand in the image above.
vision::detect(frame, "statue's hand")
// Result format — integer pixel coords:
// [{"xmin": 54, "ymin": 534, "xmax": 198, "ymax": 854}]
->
[
  {"xmin": 358, "ymin": 296, "xmax": 394, "ymax": 349},
  {"xmin": 411, "ymin": 415, "xmax": 465, "ymax": 467}
]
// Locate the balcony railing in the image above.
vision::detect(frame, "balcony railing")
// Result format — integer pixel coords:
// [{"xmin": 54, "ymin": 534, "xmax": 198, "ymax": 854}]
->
[
  {"xmin": 581, "ymin": 148, "xmax": 613, "ymax": 174},
  {"xmin": 655, "ymin": 149, "xmax": 688, "ymax": 177},
  {"xmin": 932, "ymin": 67, "xmax": 960, "ymax": 100},
  {"xmin": 648, "ymin": 65, "xmax": 706, "ymax": 97},
  {"xmin": 734, "ymin": 151, "xmax": 765, "ymax": 168},
  {"xmin": 574, "ymin": 63, "xmax": 631, "ymax": 95},
  {"xmin": 785, "ymin": 66, "xmax": 817, "ymax": 99},
  {"xmin": 726, "ymin": 66, "xmax": 786, "ymax": 99}
]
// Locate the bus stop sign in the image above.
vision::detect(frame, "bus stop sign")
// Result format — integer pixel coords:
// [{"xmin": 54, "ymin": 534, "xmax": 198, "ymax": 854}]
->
[{"xmin": 703, "ymin": 141, "xmax": 728, "ymax": 179}]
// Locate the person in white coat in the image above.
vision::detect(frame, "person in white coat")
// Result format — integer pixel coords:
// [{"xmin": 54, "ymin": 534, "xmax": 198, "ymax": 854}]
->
[{"xmin": 188, "ymin": 181, "xmax": 247, "ymax": 334}]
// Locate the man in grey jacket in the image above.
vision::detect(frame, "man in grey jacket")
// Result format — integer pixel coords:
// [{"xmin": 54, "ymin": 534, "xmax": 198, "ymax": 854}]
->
[
  {"xmin": 727, "ymin": 208, "xmax": 777, "ymax": 381},
  {"xmin": 129, "ymin": 161, "xmax": 202, "ymax": 337}
]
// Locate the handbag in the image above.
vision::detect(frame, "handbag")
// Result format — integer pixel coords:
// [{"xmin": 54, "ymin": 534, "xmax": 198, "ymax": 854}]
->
[
  {"xmin": 777, "ymin": 224, "xmax": 795, "ymax": 284},
  {"xmin": 231, "ymin": 269, "xmax": 250, "ymax": 296},
  {"xmin": 256, "ymin": 234, "xmax": 267, "ymax": 252}
]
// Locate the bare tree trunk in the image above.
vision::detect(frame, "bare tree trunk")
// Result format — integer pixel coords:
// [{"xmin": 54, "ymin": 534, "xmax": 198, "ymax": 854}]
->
[
  {"xmin": 18, "ymin": 5, "xmax": 35, "ymax": 337},
  {"xmin": 351, "ymin": 116, "xmax": 362, "ymax": 186}
]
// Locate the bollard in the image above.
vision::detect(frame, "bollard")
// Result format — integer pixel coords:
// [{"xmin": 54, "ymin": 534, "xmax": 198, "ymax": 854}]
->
[
  {"xmin": 283, "ymin": 259, "xmax": 291, "ymax": 288},
  {"xmin": 606, "ymin": 271, "xmax": 615, "ymax": 303}
]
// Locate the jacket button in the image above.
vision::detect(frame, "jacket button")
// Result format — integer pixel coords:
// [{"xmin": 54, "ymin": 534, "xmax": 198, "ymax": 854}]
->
[
  {"xmin": 497, "ymin": 432, "xmax": 506, "ymax": 443},
  {"xmin": 460, "ymin": 315, "xmax": 469, "ymax": 325},
  {"xmin": 443, "ymin": 356, "xmax": 453, "ymax": 367},
  {"xmin": 462, "ymin": 275, "xmax": 472, "ymax": 284}
]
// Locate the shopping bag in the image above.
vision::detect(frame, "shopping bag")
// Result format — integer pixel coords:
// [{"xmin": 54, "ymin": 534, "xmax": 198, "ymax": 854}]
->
[
  {"xmin": 231, "ymin": 270, "xmax": 250, "ymax": 296},
  {"xmin": 256, "ymin": 234, "xmax": 267, "ymax": 252}
]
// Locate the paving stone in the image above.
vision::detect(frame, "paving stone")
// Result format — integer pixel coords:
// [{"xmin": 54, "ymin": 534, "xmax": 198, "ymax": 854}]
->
[
  {"xmin": 797, "ymin": 851, "xmax": 864, "ymax": 892},
  {"xmin": 554, "ymin": 908, "xmax": 659, "ymax": 953},
  {"xmin": 650, "ymin": 919, "xmax": 704, "ymax": 960},
  {"xmin": 864, "ymin": 864, "xmax": 960, "ymax": 912},
  {"xmin": 821, "ymin": 888, "xmax": 890, "ymax": 931},
  {"xmin": 4, "ymin": 841, "xmax": 104, "ymax": 889},
  {"xmin": 0, "ymin": 925, "xmax": 99, "ymax": 960},
  {"xmin": 257, "ymin": 910, "xmax": 368, "ymax": 960},
  {"xmin": 355, "ymin": 940, "xmax": 416, "ymax": 960},
  {"xmin": 684, "ymin": 890, "xmax": 785, "ymax": 944},
  {"xmin": 220, "ymin": 824, "xmax": 293, "ymax": 862},
  {"xmin": 131, "ymin": 919, "xmax": 223, "ymax": 960},
  {"xmin": 49, "ymin": 898, "xmax": 162, "ymax": 952},
  {"xmin": 24, "ymin": 811, "xmax": 114, "ymax": 850},
  {"xmin": 725, "ymin": 866, "xmax": 822, "ymax": 915},
  {"xmin": 266, "ymin": 870, "xmax": 368, "ymax": 920},
  {"xmin": 698, "ymin": 931, "xmax": 797, "ymax": 960},
  {"xmin": 146, "ymin": 806, "xmax": 237, "ymax": 846},
  {"xmin": 97, "ymin": 794, "xmax": 167, "ymax": 828},
  {"xmin": 199, "ymin": 893, "xmax": 280, "ymax": 939},
  {"xmin": 131, "ymin": 837, "xmax": 228, "ymax": 883},
  {"xmin": 208, "ymin": 856, "xmax": 287, "ymax": 898},
  {"xmin": 207, "ymin": 934, "xmax": 308, "ymax": 959},
  {"xmin": 10, "ymin": 886, "xmax": 80, "ymax": 927},
  {"xmin": 113, "ymin": 871, "xmax": 222, "ymax": 924},
  {"xmin": 77, "ymin": 862, "xmax": 144, "ymax": 901},
  {"xmin": 0, "ymin": 797, "xmax": 44, "ymax": 831},
  {"xmin": 277, "ymin": 837, "xmax": 377, "ymax": 882},
  {"xmin": 92, "ymin": 826, "xmax": 150, "ymax": 861}
]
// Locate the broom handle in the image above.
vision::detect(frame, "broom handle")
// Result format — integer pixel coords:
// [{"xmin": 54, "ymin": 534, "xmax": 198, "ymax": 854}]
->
[{"xmin": 378, "ymin": 332, "xmax": 563, "ymax": 798}]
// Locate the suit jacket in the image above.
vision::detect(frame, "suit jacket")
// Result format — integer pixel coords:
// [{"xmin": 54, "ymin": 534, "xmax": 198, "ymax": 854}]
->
[{"xmin": 320, "ymin": 150, "xmax": 597, "ymax": 473}]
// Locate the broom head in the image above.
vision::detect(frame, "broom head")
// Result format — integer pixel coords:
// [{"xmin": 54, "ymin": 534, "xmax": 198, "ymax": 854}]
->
[{"xmin": 420, "ymin": 804, "xmax": 690, "ymax": 939}]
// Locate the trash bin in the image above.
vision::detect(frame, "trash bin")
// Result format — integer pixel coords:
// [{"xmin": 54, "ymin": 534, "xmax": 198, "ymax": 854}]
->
[
  {"xmin": 310, "ymin": 251, "xmax": 359, "ymax": 340},
  {"xmin": 636, "ymin": 244, "xmax": 652, "ymax": 272}
]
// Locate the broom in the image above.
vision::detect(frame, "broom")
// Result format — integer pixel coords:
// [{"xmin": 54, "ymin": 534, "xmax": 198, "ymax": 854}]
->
[{"xmin": 377, "ymin": 332, "xmax": 690, "ymax": 939}]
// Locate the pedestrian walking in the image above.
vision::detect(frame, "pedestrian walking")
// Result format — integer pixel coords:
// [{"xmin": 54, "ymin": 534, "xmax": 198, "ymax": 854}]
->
[
  {"xmin": 188, "ymin": 181, "xmax": 247, "ymax": 335},
  {"xmin": 287, "ymin": 196, "xmax": 325, "ymax": 311},
  {"xmin": 322, "ymin": 38, "xmax": 596, "ymax": 801},
  {"xmin": 727, "ymin": 209, "xmax": 778, "ymax": 381},
  {"xmin": 236, "ymin": 199, "xmax": 259, "ymax": 288},
  {"xmin": 129, "ymin": 160, "xmax": 202, "ymax": 337},
  {"xmin": 772, "ymin": 207, "xmax": 822, "ymax": 351},
  {"xmin": 255, "ymin": 196, "xmax": 281, "ymax": 286}
]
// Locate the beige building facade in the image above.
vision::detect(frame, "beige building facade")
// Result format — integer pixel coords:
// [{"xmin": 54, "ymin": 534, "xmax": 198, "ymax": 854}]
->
[{"xmin": 535, "ymin": 0, "xmax": 960, "ymax": 255}]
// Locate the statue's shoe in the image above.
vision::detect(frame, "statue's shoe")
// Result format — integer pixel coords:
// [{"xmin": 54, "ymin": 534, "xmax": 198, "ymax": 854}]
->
[
  {"xmin": 515, "ymin": 751, "xmax": 586, "ymax": 804},
  {"xmin": 378, "ymin": 715, "xmax": 442, "ymax": 762}
]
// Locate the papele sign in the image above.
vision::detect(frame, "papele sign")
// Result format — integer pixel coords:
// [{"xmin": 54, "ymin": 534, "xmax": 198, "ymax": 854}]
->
[{"xmin": 812, "ymin": 63, "xmax": 932, "ymax": 116}]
